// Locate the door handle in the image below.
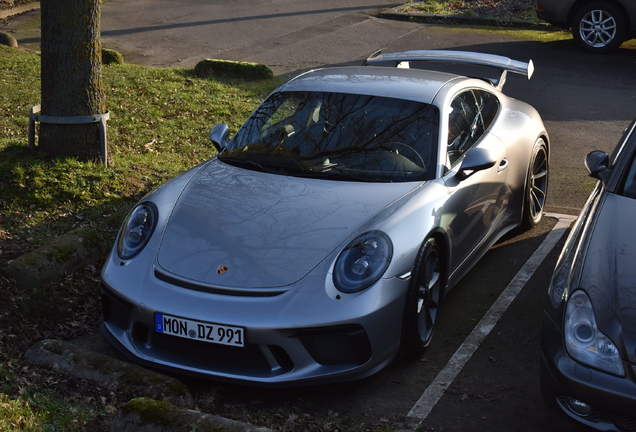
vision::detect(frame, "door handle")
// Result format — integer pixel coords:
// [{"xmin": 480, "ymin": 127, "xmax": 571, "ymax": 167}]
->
[{"xmin": 497, "ymin": 158, "xmax": 509, "ymax": 172}]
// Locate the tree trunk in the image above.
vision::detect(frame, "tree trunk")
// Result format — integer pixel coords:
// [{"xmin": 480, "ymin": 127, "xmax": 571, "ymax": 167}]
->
[{"xmin": 39, "ymin": 0, "xmax": 106, "ymax": 162}]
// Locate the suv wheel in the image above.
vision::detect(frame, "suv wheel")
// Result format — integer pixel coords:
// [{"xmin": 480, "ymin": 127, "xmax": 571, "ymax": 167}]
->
[{"xmin": 572, "ymin": 2, "xmax": 627, "ymax": 52}]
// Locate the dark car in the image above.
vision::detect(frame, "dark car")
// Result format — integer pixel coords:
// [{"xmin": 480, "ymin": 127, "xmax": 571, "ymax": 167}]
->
[
  {"xmin": 541, "ymin": 120, "xmax": 636, "ymax": 431},
  {"xmin": 537, "ymin": 0, "xmax": 636, "ymax": 52}
]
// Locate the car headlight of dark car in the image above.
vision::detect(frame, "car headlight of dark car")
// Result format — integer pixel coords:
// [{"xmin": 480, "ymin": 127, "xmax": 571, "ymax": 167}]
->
[
  {"xmin": 564, "ymin": 290, "xmax": 624, "ymax": 376},
  {"xmin": 117, "ymin": 202, "xmax": 158, "ymax": 260},
  {"xmin": 333, "ymin": 231, "xmax": 393, "ymax": 293}
]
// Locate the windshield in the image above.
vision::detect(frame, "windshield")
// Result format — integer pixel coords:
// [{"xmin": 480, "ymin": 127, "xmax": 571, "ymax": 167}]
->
[{"xmin": 219, "ymin": 91, "xmax": 439, "ymax": 182}]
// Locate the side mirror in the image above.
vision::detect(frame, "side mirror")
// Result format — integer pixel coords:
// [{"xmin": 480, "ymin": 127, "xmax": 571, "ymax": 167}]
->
[
  {"xmin": 457, "ymin": 147, "xmax": 498, "ymax": 180},
  {"xmin": 209, "ymin": 123, "xmax": 229, "ymax": 153},
  {"xmin": 585, "ymin": 150, "xmax": 610, "ymax": 181}
]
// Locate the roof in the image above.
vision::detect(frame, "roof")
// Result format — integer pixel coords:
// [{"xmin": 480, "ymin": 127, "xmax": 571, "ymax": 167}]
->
[{"xmin": 278, "ymin": 66, "xmax": 461, "ymax": 104}]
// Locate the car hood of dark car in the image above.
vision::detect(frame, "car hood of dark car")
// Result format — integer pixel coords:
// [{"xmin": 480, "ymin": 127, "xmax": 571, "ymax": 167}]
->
[
  {"xmin": 579, "ymin": 192, "xmax": 636, "ymax": 363},
  {"xmin": 156, "ymin": 159, "xmax": 419, "ymax": 289}
]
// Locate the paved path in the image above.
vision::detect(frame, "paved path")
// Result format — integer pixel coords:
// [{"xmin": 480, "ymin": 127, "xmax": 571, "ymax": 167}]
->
[{"xmin": 100, "ymin": 0, "xmax": 402, "ymax": 67}]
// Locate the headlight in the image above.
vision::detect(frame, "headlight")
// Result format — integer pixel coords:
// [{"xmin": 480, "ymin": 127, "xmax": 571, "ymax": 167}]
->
[
  {"xmin": 549, "ymin": 253, "xmax": 572, "ymax": 308},
  {"xmin": 564, "ymin": 290, "xmax": 624, "ymax": 376},
  {"xmin": 333, "ymin": 231, "xmax": 393, "ymax": 293},
  {"xmin": 117, "ymin": 202, "xmax": 158, "ymax": 260}
]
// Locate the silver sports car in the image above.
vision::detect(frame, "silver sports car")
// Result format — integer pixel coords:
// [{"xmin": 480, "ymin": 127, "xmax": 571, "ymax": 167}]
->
[{"xmin": 101, "ymin": 50, "xmax": 549, "ymax": 384}]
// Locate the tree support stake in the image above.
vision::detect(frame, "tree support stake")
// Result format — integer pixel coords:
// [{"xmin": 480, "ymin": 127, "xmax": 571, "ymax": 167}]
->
[{"xmin": 28, "ymin": 104, "xmax": 111, "ymax": 166}]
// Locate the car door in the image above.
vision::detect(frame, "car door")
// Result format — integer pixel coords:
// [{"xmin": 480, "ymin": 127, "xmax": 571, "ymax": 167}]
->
[{"xmin": 441, "ymin": 89, "xmax": 511, "ymax": 274}]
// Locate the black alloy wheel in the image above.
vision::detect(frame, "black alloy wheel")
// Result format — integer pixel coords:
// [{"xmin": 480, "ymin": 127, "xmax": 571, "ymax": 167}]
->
[
  {"xmin": 521, "ymin": 138, "xmax": 549, "ymax": 230},
  {"xmin": 402, "ymin": 237, "xmax": 444, "ymax": 355}
]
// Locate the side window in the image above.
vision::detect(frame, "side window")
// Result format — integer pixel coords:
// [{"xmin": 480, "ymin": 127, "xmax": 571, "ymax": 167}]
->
[
  {"xmin": 473, "ymin": 90, "xmax": 500, "ymax": 132},
  {"xmin": 447, "ymin": 90, "xmax": 499, "ymax": 167}
]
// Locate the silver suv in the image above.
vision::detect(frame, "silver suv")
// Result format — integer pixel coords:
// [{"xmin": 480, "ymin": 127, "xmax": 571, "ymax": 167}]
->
[{"xmin": 537, "ymin": 0, "xmax": 635, "ymax": 52}]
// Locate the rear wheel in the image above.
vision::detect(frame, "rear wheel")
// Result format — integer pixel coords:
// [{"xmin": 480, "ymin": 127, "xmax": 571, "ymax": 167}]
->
[
  {"xmin": 521, "ymin": 138, "xmax": 549, "ymax": 230},
  {"xmin": 401, "ymin": 237, "xmax": 444, "ymax": 355},
  {"xmin": 572, "ymin": 2, "xmax": 627, "ymax": 53}
]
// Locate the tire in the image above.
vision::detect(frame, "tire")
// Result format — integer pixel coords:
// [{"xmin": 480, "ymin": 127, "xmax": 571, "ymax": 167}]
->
[
  {"xmin": 520, "ymin": 138, "xmax": 549, "ymax": 231},
  {"xmin": 401, "ymin": 237, "xmax": 444, "ymax": 356},
  {"xmin": 571, "ymin": 2, "xmax": 627, "ymax": 53}
]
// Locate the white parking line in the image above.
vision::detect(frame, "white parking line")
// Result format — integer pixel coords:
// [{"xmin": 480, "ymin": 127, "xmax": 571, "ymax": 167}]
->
[{"xmin": 406, "ymin": 213, "xmax": 577, "ymax": 425}]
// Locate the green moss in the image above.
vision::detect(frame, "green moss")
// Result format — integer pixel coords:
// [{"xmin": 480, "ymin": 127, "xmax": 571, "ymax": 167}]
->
[
  {"xmin": 75, "ymin": 228, "xmax": 104, "ymax": 251},
  {"xmin": 165, "ymin": 378, "xmax": 190, "ymax": 396},
  {"xmin": 118, "ymin": 367, "xmax": 148, "ymax": 387},
  {"xmin": 15, "ymin": 252, "xmax": 44, "ymax": 268},
  {"xmin": 44, "ymin": 340, "xmax": 65, "ymax": 355},
  {"xmin": 102, "ymin": 48, "xmax": 124, "ymax": 65},
  {"xmin": 70, "ymin": 348, "xmax": 121, "ymax": 375},
  {"xmin": 123, "ymin": 397, "xmax": 179, "ymax": 426},
  {"xmin": 48, "ymin": 244, "xmax": 75, "ymax": 263},
  {"xmin": 119, "ymin": 367, "xmax": 189, "ymax": 397},
  {"xmin": 194, "ymin": 59, "xmax": 274, "ymax": 81}
]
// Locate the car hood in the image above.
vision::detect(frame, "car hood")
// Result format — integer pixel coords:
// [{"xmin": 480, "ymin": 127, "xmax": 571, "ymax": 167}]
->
[
  {"xmin": 156, "ymin": 159, "xmax": 419, "ymax": 288},
  {"xmin": 579, "ymin": 192, "xmax": 636, "ymax": 363}
]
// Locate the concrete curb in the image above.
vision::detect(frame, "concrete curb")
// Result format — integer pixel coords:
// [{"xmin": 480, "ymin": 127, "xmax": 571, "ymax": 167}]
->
[
  {"xmin": 2, "ymin": 227, "xmax": 109, "ymax": 293},
  {"xmin": 25, "ymin": 339, "xmax": 193, "ymax": 407},
  {"xmin": 377, "ymin": 7, "xmax": 562, "ymax": 32},
  {"xmin": 0, "ymin": 2, "xmax": 39, "ymax": 20},
  {"xmin": 112, "ymin": 398, "xmax": 272, "ymax": 432}
]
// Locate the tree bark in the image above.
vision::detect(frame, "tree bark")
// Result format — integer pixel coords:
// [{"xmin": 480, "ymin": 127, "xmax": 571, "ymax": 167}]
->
[{"xmin": 39, "ymin": 0, "xmax": 106, "ymax": 162}]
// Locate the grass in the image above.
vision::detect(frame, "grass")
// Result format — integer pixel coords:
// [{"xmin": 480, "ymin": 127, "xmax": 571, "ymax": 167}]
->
[
  {"xmin": 0, "ymin": 364, "xmax": 97, "ymax": 432},
  {"xmin": 0, "ymin": 392, "xmax": 95, "ymax": 432},
  {"xmin": 0, "ymin": 45, "xmax": 279, "ymax": 248},
  {"xmin": 438, "ymin": 24, "xmax": 572, "ymax": 42},
  {"xmin": 0, "ymin": 44, "xmax": 278, "ymax": 430}
]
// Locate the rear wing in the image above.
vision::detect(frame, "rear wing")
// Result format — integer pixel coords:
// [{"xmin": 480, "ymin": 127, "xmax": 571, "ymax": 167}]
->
[{"xmin": 365, "ymin": 50, "xmax": 534, "ymax": 90}]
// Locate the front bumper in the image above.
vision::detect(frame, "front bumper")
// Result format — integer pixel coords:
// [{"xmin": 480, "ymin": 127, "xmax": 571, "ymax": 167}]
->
[
  {"xmin": 541, "ymin": 314, "xmax": 636, "ymax": 431},
  {"xmin": 101, "ymin": 265, "xmax": 409, "ymax": 385}
]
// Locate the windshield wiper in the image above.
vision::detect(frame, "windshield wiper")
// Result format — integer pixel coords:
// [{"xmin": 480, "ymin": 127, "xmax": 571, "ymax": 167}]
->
[
  {"xmin": 219, "ymin": 157, "xmax": 277, "ymax": 174},
  {"xmin": 300, "ymin": 168, "xmax": 389, "ymax": 183}
]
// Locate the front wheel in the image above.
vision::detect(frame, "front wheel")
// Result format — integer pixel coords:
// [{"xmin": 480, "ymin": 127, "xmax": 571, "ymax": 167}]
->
[
  {"xmin": 572, "ymin": 2, "xmax": 627, "ymax": 53},
  {"xmin": 520, "ymin": 138, "xmax": 549, "ymax": 230},
  {"xmin": 401, "ymin": 237, "xmax": 444, "ymax": 356}
]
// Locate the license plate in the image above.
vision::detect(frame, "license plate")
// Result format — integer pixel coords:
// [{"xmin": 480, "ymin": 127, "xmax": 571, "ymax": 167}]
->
[{"xmin": 154, "ymin": 313, "xmax": 245, "ymax": 347}]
